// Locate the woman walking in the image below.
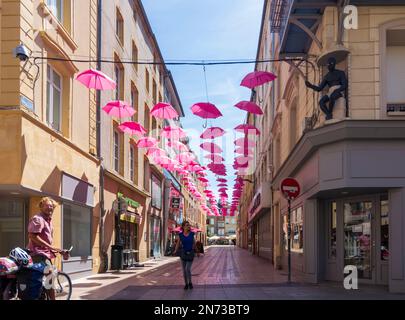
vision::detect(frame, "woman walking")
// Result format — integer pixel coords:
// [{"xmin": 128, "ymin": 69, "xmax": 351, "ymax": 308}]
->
[{"xmin": 173, "ymin": 221, "xmax": 199, "ymax": 290}]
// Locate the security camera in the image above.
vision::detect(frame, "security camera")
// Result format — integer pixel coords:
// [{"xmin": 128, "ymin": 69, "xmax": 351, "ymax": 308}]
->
[{"xmin": 13, "ymin": 44, "xmax": 30, "ymax": 61}]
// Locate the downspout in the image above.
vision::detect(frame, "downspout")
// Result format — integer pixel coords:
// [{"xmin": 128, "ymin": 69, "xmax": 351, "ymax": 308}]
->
[{"xmin": 97, "ymin": 0, "xmax": 108, "ymax": 273}]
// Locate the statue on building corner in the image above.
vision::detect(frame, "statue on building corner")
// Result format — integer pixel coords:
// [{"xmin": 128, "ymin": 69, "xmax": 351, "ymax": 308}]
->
[{"xmin": 305, "ymin": 57, "xmax": 348, "ymax": 120}]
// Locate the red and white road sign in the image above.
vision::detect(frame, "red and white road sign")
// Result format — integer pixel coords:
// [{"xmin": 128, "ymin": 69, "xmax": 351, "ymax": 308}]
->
[{"xmin": 280, "ymin": 178, "xmax": 300, "ymax": 200}]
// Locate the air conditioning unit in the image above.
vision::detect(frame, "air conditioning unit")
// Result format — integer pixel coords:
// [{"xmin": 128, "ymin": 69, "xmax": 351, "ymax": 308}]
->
[{"xmin": 302, "ymin": 117, "xmax": 313, "ymax": 134}]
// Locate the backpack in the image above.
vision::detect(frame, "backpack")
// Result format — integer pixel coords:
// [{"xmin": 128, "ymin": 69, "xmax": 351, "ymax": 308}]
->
[{"xmin": 17, "ymin": 262, "xmax": 45, "ymax": 300}]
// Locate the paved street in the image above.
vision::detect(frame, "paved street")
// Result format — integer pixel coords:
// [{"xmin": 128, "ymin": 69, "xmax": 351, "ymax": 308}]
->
[{"xmin": 71, "ymin": 246, "xmax": 405, "ymax": 300}]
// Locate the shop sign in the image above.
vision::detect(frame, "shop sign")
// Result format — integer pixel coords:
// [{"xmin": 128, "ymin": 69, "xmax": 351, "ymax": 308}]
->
[
  {"xmin": 120, "ymin": 212, "xmax": 141, "ymax": 224},
  {"xmin": 171, "ymin": 197, "xmax": 180, "ymax": 208},
  {"xmin": 117, "ymin": 192, "xmax": 140, "ymax": 208}
]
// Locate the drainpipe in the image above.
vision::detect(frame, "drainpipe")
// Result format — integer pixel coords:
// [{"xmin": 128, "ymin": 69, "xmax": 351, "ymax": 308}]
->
[{"xmin": 97, "ymin": 0, "xmax": 108, "ymax": 272}]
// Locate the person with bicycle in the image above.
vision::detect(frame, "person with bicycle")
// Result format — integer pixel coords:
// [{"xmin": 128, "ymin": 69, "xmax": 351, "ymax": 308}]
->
[{"xmin": 27, "ymin": 197, "xmax": 68, "ymax": 300}]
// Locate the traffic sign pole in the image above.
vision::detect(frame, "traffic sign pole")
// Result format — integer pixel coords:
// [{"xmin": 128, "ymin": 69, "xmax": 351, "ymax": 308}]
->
[{"xmin": 287, "ymin": 199, "xmax": 291, "ymax": 283}]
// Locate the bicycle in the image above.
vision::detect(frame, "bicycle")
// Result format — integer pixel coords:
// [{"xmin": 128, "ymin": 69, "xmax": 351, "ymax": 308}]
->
[{"xmin": 40, "ymin": 247, "xmax": 73, "ymax": 300}]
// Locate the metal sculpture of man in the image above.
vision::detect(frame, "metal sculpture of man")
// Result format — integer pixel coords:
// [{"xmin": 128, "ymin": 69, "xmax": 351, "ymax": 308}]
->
[{"xmin": 305, "ymin": 57, "xmax": 348, "ymax": 120}]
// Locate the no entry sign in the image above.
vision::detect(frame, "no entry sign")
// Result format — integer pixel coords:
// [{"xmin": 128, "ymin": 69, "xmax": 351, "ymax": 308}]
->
[{"xmin": 280, "ymin": 178, "xmax": 300, "ymax": 200}]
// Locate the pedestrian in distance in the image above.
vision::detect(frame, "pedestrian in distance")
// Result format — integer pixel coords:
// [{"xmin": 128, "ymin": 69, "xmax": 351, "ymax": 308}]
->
[{"xmin": 173, "ymin": 220, "xmax": 200, "ymax": 290}]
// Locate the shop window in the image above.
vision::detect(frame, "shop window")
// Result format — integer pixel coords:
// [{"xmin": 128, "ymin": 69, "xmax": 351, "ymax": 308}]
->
[
  {"xmin": 0, "ymin": 200, "xmax": 25, "ymax": 256},
  {"xmin": 283, "ymin": 206, "xmax": 303, "ymax": 253},
  {"xmin": 151, "ymin": 174, "xmax": 162, "ymax": 209},
  {"xmin": 46, "ymin": 65, "xmax": 62, "ymax": 132},
  {"xmin": 116, "ymin": 8, "xmax": 124, "ymax": 46},
  {"xmin": 385, "ymin": 27, "xmax": 405, "ymax": 115},
  {"xmin": 63, "ymin": 203, "xmax": 91, "ymax": 257},
  {"xmin": 380, "ymin": 195, "xmax": 389, "ymax": 261},
  {"xmin": 329, "ymin": 202, "xmax": 337, "ymax": 259}
]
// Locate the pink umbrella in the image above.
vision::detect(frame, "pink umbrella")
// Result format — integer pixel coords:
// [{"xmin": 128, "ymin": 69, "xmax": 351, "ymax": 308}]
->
[
  {"xmin": 217, "ymin": 183, "xmax": 228, "ymax": 187},
  {"xmin": 235, "ymin": 101, "xmax": 263, "ymax": 115},
  {"xmin": 161, "ymin": 126, "xmax": 187, "ymax": 139},
  {"xmin": 198, "ymin": 177, "xmax": 209, "ymax": 183},
  {"xmin": 176, "ymin": 152, "xmax": 195, "ymax": 164},
  {"xmin": 137, "ymin": 137, "xmax": 157, "ymax": 148},
  {"xmin": 234, "ymin": 146, "xmax": 254, "ymax": 155},
  {"xmin": 200, "ymin": 142, "xmax": 222, "ymax": 153},
  {"xmin": 150, "ymin": 102, "xmax": 179, "ymax": 119},
  {"xmin": 200, "ymin": 127, "xmax": 226, "ymax": 139},
  {"xmin": 234, "ymin": 124, "xmax": 260, "ymax": 135},
  {"xmin": 76, "ymin": 68, "xmax": 116, "ymax": 90},
  {"xmin": 204, "ymin": 154, "xmax": 224, "ymax": 163},
  {"xmin": 118, "ymin": 121, "xmax": 147, "ymax": 137},
  {"xmin": 191, "ymin": 102, "xmax": 222, "ymax": 119},
  {"xmin": 234, "ymin": 138, "xmax": 255, "ymax": 148},
  {"xmin": 240, "ymin": 71, "xmax": 277, "ymax": 89},
  {"xmin": 103, "ymin": 100, "xmax": 135, "ymax": 118},
  {"xmin": 146, "ymin": 147, "xmax": 166, "ymax": 157},
  {"xmin": 235, "ymin": 155, "xmax": 253, "ymax": 164},
  {"xmin": 217, "ymin": 178, "xmax": 227, "ymax": 183},
  {"xmin": 167, "ymin": 140, "xmax": 188, "ymax": 152}
]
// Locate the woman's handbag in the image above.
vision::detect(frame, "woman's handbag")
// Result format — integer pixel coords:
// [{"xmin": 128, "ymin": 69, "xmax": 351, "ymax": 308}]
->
[{"xmin": 181, "ymin": 250, "xmax": 195, "ymax": 261}]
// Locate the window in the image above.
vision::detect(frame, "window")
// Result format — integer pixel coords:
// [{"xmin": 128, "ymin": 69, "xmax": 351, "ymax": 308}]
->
[
  {"xmin": 210, "ymin": 218, "xmax": 215, "ymax": 225},
  {"xmin": 46, "ymin": 65, "xmax": 62, "ymax": 131},
  {"xmin": 289, "ymin": 103, "xmax": 297, "ymax": 151},
  {"xmin": 129, "ymin": 144, "xmax": 135, "ymax": 182},
  {"xmin": 153, "ymin": 79, "xmax": 157, "ymax": 104},
  {"xmin": 385, "ymin": 28, "xmax": 405, "ymax": 114},
  {"xmin": 380, "ymin": 195, "xmax": 389, "ymax": 261},
  {"xmin": 113, "ymin": 130, "xmax": 120, "ymax": 172},
  {"xmin": 130, "ymin": 83, "xmax": 138, "ymax": 122},
  {"xmin": 144, "ymin": 103, "xmax": 150, "ymax": 132},
  {"xmin": 63, "ymin": 203, "xmax": 91, "ymax": 257},
  {"xmin": 144, "ymin": 159, "xmax": 150, "ymax": 192},
  {"xmin": 132, "ymin": 41, "xmax": 138, "ymax": 71},
  {"xmin": 116, "ymin": 8, "xmax": 124, "ymax": 45},
  {"xmin": 114, "ymin": 57, "xmax": 124, "ymax": 101},
  {"xmin": 283, "ymin": 206, "xmax": 303, "ymax": 253},
  {"xmin": 46, "ymin": 0, "xmax": 63, "ymax": 22},
  {"xmin": 329, "ymin": 202, "xmax": 337, "ymax": 259},
  {"xmin": 210, "ymin": 227, "xmax": 215, "ymax": 235},
  {"xmin": 145, "ymin": 68, "xmax": 150, "ymax": 93},
  {"xmin": 0, "ymin": 200, "xmax": 25, "ymax": 256},
  {"xmin": 151, "ymin": 174, "xmax": 162, "ymax": 209}
]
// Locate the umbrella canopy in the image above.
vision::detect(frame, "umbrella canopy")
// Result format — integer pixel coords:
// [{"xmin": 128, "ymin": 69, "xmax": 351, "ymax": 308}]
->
[
  {"xmin": 240, "ymin": 70, "xmax": 277, "ymax": 89},
  {"xmin": 118, "ymin": 121, "xmax": 147, "ymax": 137},
  {"xmin": 198, "ymin": 177, "xmax": 209, "ymax": 183},
  {"xmin": 176, "ymin": 152, "xmax": 195, "ymax": 164},
  {"xmin": 234, "ymin": 138, "xmax": 255, "ymax": 148},
  {"xmin": 167, "ymin": 140, "xmax": 189, "ymax": 152},
  {"xmin": 217, "ymin": 178, "xmax": 227, "ymax": 183},
  {"xmin": 204, "ymin": 154, "xmax": 224, "ymax": 163},
  {"xmin": 234, "ymin": 124, "xmax": 260, "ymax": 135},
  {"xmin": 217, "ymin": 183, "xmax": 228, "ymax": 187},
  {"xmin": 234, "ymin": 101, "xmax": 263, "ymax": 115},
  {"xmin": 76, "ymin": 68, "xmax": 116, "ymax": 90},
  {"xmin": 161, "ymin": 126, "xmax": 187, "ymax": 139},
  {"xmin": 137, "ymin": 137, "xmax": 158, "ymax": 148},
  {"xmin": 146, "ymin": 147, "xmax": 166, "ymax": 158},
  {"xmin": 103, "ymin": 100, "xmax": 135, "ymax": 118},
  {"xmin": 191, "ymin": 102, "xmax": 222, "ymax": 119},
  {"xmin": 200, "ymin": 142, "xmax": 222, "ymax": 154},
  {"xmin": 234, "ymin": 146, "xmax": 254, "ymax": 155},
  {"xmin": 150, "ymin": 102, "xmax": 179, "ymax": 119},
  {"xmin": 200, "ymin": 127, "xmax": 226, "ymax": 139}
]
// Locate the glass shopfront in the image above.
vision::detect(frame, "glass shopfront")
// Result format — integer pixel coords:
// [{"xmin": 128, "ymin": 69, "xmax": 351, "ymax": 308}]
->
[
  {"xmin": 120, "ymin": 218, "xmax": 139, "ymax": 267},
  {"xmin": 0, "ymin": 199, "xmax": 26, "ymax": 256},
  {"xmin": 150, "ymin": 216, "xmax": 161, "ymax": 257}
]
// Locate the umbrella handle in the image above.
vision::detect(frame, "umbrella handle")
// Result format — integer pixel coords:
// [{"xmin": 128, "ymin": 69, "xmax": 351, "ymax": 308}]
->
[{"xmin": 202, "ymin": 118, "xmax": 207, "ymax": 129}]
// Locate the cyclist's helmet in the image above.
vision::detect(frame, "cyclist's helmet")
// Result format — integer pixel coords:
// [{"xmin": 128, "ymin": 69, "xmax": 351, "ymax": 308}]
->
[{"xmin": 9, "ymin": 247, "xmax": 31, "ymax": 266}]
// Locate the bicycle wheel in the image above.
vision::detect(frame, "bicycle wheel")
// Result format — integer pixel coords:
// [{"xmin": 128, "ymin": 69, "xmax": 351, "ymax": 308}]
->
[{"xmin": 53, "ymin": 272, "xmax": 72, "ymax": 300}]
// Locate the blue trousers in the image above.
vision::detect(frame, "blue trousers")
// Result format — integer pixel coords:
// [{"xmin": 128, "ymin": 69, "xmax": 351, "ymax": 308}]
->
[{"xmin": 181, "ymin": 259, "xmax": 193, "ymax": 284}]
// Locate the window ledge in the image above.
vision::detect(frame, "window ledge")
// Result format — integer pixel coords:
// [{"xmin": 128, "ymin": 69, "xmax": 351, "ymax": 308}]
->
[{"xmin": 38, "ymin": 2, "xmax": 78, "ymax": 52}]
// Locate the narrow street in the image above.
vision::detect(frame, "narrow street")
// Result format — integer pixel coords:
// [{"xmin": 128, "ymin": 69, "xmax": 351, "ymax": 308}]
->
[{"xmin": 71, "ymin": 246, "xmax": 405, "ymax": 300}]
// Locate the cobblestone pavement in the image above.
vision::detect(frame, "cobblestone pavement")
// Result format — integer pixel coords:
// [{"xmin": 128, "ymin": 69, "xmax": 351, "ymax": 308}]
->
[{"xmin": 71, "ymin": 246, "xmax": 405, "ymax": 300}]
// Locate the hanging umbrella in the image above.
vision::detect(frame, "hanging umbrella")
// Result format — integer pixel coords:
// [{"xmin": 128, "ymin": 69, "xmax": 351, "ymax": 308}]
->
[
  {"xmin": 234, "ymin": 146, "xmax": 254, "ymax": 155},
  {"xmin": 240, "ymin": 70, "xmax": 277, "ymax": 89},
  {"xmin": 200, "ymin": 142, "xmax": 222, "ymax": 153},
  {"xmin": 146, "ymin": 147, "xmax": 166, "ymax": 157},
  {"xmin": 102, "ymin": 100, "xmax": 135, "ymax": 118},
  {"xmin": 137, "ymin": 137, "xmax": 157, "ymax": 148},
  {"xmin": 234, "ymin": 124, "xmax": 260, "ymax": 135},
  {"xmin": 161, "ymin": 126, "xmax": 187, "ymax": 139},
  {"xmin": 167, "ymin": 140, "xmax": 189, "ymax": 152},
  {"xmin": 198, "ymin": 177, "xmax": 209, "ymax": 183},
  {"xmin": 217, "ymin": 183, "xmax": 228, "ymax": 187},
  {"xmin": 235, "ymin": 155, "xmax": 253, "ymax": 164},
  {"xmin": 234, "ymin": 138, "xmax": 255, "ymax": 148},
  {"xmin": 191, "ymin": 102, "xmax": 222, "ymax": 119},
  {"xmin": 118, "ymin": 121, "xmax": 147, "ymax": 137},
  {"xmin": 150, "ymin": 102, "xmax": 179, "ymax": 119},
  {"xmin": 204, "ymin": 154, "xmax": 225, "ymax": 163},
  {"xmin": 76, "ymin": 68, "xmax": 116, "ymax": 90},
  {"xmin": 234, "ymin": 101, "xmax": 263, "ymax": 115},
  {"xmin": 217, "ymin": 178, "xmax": 227, "ymax": 183},
  {"xmin": 176, "ymin": 152, "xmax": 195, "ymax": 164},
  {"xmin": 200, "ymin": 127, "xmax": 226, "ymax": 139}
]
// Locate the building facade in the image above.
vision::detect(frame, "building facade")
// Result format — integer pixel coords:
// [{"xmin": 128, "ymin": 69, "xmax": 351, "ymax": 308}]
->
[
  {"xmin": 243, "ymin": 0, "xmax": 405, "ymax": 292},
  {"xmin": 0, "ymin": 0, "xmax": 100, "ymax": 279}
]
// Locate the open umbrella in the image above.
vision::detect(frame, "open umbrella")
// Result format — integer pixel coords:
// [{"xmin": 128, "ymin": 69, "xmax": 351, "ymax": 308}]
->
[
  {"xmin": 137, "ymin": 137, "xmax": 157, "ymax": 148},
  {"xmin": 234, "ymin": 138, "xmax": 255, "ymax": 148},
  {"xmin": 167, "ymin": 140, "xmax": 189, "ymax": 152},
  {"xmin": 103, "ymin": 100, "xmax": 135, "ymax": 118},
  {"xmin": 76, "ymin": 68, "xmax": 116, "ymax": 90},
  {"xmin": 146, "ymin": 147, "xmax": 166, "ymax": 158},
  {"xmin": 200, "ymin": 127, "xmax": 226, "ymax": 139},
  {"xmin": 217, "ymin": 178, "xmax": 227, "ymax": 183},
  {"xmin": 200, "ymin": 142, "xmax": 222, "ymax": 154},
  {"xmin": 234, "ymin": 124, "xmax": 260, "ymax": 135},
  {"xmin": 234, "ymin": 101, "xmax": 263, "ymax": 115},
  {"xmin": 161, "ymin": 126, "xmax": 187, "ymax": 139},
  {"xmin": 191, "ymin": 102, "xmax": 222, "ymax": 119},
  {"xmin": 240, "ymin": 70, "xmax": 277, "ymax": 89},
  {"xmin": 204, "ymin": 154, "xmax": 224, "ymax": 163},
  {"xmin": 118, "ymin": 121, "xmax": 147, "ymax": 137},
  {"xmin": 150, "ymin": 102, "xmax": 179, "ymax": 119}
]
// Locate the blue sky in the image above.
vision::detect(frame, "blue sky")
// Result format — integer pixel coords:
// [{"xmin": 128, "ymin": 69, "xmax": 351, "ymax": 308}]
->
[{"xmin": 143, "ymin": 0, "xmax": 264, "ymax": 200}]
